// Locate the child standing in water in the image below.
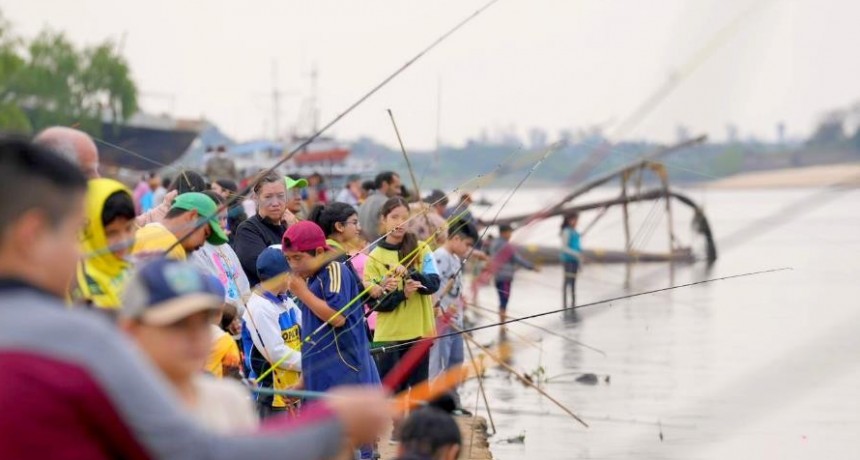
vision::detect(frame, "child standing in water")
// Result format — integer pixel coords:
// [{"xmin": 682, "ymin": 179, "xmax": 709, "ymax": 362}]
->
[
  {"xmin": 487, "ymin": 224, "xmax": 538, "ymax": 322},
  {"xmin": 560, "ymin": 213, "xmax": 582, "ymax": 308},
  {"xmin": 364, "ymin": 197, "xmax": 440, "ymax": 393}
]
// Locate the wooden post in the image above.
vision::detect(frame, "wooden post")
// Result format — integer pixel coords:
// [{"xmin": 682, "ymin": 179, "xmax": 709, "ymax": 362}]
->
[
  {"xmin": 655, "ymin": 163, "xmax": 676, "ymax": 254},
  {"xmin": 621, "ymin": 169, "xmax": 632, "ymax": 288},
  {"xmin": 651, "ymin": 162, "xmax": 676, "ymax": 280}
]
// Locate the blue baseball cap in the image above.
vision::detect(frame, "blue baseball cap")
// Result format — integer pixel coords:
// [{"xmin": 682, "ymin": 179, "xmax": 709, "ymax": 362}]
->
[
  {"xmin": 256, "ymin": 245, "xmax": 290, "ymax": 282},
  {"xmin": 121, "ymin": 258, "xmax": 224, "ymax": 325}
]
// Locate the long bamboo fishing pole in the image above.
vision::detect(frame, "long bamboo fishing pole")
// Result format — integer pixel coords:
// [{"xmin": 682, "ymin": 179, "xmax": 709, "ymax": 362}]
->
[
  {"xmin": 286, "ymin": 144, "xmax": 558, "ymax": 378},
  {"xmin": 466, "ymin": 303, "xmax": 543, "ymax": 351},
  {"xmin": 387, "ymin": 107, "xmax": 439, "ymax": 257},
  {"xmin": 255, "ymin": 205, "xmax": 479, "ymax": 384},
  {"xmin": 256, "ymin": 142, "xmax": 561, "ymax": 387},
  {"xmin": 477, "ymin": 1, "xmax": 769, "ymax": 285},
  {"xmin": 388, "ymin": 109, "xmax": 422, "ymax": 201},
  {"xmin": 462, "ymin": 327, "xmax": 497, "ymax": 435},
  {"xmin": 79, "ymin": 130, "xmax": 542, "ymax": 263},
  {"xmin": 162, "ymin": 0, "xmax": 505, "ymax": 255},
  {"xmin": 252, "ymin": 142, "xmax": 545, "ymax": 378},
  {"xmin": 376, "ymin": 143, "xmax": 562, "ymax": 392},
  {"xmin": 468, "ymin": 300, "xmax": 606, "ymax": 356},
  {"xmin": 462, "ymin": 332, "xmax": 588, "ymax": 428}
]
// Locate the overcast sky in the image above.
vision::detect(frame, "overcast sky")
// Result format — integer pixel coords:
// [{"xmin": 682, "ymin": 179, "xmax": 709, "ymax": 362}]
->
[{"xmin": 5, "ymin": 0, "xmax": 860, "ymax": 149}]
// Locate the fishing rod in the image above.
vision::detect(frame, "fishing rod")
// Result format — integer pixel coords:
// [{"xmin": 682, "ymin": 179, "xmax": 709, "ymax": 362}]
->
[
  {"xmin": 463, "ymin": 336, "xmax": 497, "ymax": 435},
  {"xmin": 326, "ymin": 143, "xmax": 560, "ymax": 394},
  {"xmin": 388, "ymin": 109, "xmax": 423, "ymax": 201},
  {"xmin": 77, "ymin": 140, "xmax": 516, "ymax": 263},
  {"xmin": 278, "ymin": 140, "xmax": 562, "ymax": 367},
  {"xmin": 461, "ymin": 331, "xmax": 589, "ymax": 428},
  {"xmin": 373, "ymin": 142, "xmax": 562, "ymax": 393},
  {"xmin": 372, "ymin": 267, "xmax": 791, "ymax": 354},
  {"xmin": 291, "ymin": 194, "xmax": 502, "ymax": 377},
  {"xmin": 252, "ymin": 143, "xmax": 553, "ymax": 379},
  {"xmin": 253, "ymin": 205, "xmax": 480, "ymax": 383},
  {"xmin": 161, "ymin": 0, "xmax": 505, "ymax": 256},
  {"xmin": 466, "ymin": 305, "xmax": 544, "ymax": 352},
  {"xmin": 478, "ymin": 2, "xmax": 771, "ymax": 284}
]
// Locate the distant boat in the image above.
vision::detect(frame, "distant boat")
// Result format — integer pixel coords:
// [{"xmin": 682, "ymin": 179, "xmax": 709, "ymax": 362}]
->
[
  {"xmin": 94, "ymin": 113, "xmax": 233, "ymax": 173},
  {"xmin": 231, "ymin": 135, "xmax": 377, "ymax": 184}
]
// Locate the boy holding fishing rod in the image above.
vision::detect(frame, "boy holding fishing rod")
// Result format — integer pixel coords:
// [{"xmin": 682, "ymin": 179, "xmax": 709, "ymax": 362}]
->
[
  {"xmin": 281, "ymin": 221, "xmax": 380, "ymax": 392},
  {"xmin": 429, "ymin": 221, "xmax": 479, "ymax": 411},
  {"xmin": 282, "ymin": 221, "xmax": 381, "ymax": 460}
]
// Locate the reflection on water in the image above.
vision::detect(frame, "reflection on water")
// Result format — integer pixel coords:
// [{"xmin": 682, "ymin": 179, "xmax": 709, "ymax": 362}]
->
[{"xmin": 459, "ymin": 187, "xmax": 860, "ymax": 459}]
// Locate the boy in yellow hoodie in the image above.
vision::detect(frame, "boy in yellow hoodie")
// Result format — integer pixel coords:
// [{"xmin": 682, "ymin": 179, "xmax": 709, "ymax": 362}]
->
[{"xmin": 72, "ymin": 178, "xmax": 136, "ymax": 309}]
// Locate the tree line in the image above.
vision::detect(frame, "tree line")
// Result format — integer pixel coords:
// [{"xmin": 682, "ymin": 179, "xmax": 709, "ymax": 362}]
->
[{"xmin": 0, "ymin": 10, "xmax": 138, "ymax": 136}]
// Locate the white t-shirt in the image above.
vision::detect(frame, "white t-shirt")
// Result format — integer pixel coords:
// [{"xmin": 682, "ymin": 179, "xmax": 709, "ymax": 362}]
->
[
  {"xmin": 189, "ymin": 374, "xmax": 258, "ymax": 433},
  {"xmin": 243, "ymin": 292, "xmax": 303, "ymax": 371},
  {"xmin": 433, "ymin": 246, "xmax": 464, "ymax": 327}
]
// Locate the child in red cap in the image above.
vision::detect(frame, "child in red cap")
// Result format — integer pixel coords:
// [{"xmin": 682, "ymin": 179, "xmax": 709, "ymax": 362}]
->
[{"xmin": 281, "ymin": 221, "xmax": 380, "ymax": 392}]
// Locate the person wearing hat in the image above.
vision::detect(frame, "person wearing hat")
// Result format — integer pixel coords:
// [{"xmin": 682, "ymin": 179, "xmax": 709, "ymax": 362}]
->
[
  {"xmin": 71, "ymin": 178, "xmax": 137, "ymax": 310},
  {"xmin": 284, "ymin": 175, "xmax": 309, "ymax": 220},
  {"xmin": 241, "ymin": 246, "xmax": 303, "ymax": 418},
  {"xmin": 282, "ymin": 221, "xmax": 380, "ymax": 393},
  {"xmin": 0, "ymin": 138, "xmax": 391, "ymax": 459},
  {"xmin": 119, "ymin": 258, "xmax": 257, "ymax": 433},
  {"xmin": 335, "ymin": 174, "xmax": 363, "ymax": 210},
  {"xmin": 132, "ymin": 192, "xmax": 228, "ymax": 261},
  {"xmin": 283, "ymin": 221, "xmax": 381, "ymax": 460}
]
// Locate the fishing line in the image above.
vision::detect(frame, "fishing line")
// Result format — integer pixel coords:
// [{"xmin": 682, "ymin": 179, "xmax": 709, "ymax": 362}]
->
[
  {"xmin": 161, "ymin": 0, "xmax": 507, "ymax": 256},
  {"xmin": 374, "ymin": 267, "xmax": 791, "ymax": 353}
]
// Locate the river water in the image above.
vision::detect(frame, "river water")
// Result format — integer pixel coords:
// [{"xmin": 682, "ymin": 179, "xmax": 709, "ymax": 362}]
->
[{"xmin": 456, "ymin": 185, "xmax": 860, "ymax": 459}]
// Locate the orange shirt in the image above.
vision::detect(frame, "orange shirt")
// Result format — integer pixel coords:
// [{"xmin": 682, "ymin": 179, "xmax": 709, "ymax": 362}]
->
[{"xmin": 206, "ymin": 325, "xmax": 240, "ymax": 378}]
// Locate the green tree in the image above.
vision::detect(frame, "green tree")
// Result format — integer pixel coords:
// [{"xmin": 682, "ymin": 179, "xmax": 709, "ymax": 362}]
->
[
  {"xmin": 0, "ymin": 13, "xmax": 30, "ymax": 133},
  {"xmin": 0, "ymin": 11, "xmax": 138, "ymax": 136}
]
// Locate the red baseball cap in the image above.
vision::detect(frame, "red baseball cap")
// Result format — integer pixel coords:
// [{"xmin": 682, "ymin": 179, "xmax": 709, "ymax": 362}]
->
[{"xmin": 282, "ymin": 221, "xmax": 331, "ymax": 252}]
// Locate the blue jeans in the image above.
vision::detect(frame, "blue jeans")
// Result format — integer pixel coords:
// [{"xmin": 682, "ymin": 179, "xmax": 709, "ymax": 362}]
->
[
  {"xmin": 563, "ymin": 260, "xmax": 579, "ymax": 308},
  {"xmin": 429, "ymin": 331, "xmax": 465, "ymax": 408},
  {"xmin": 495, "ymin": 279, "xmax": 512, "ymax": 311}
]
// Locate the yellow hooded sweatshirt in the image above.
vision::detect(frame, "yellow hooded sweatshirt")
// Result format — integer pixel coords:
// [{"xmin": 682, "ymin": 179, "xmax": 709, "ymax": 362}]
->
[{"xmin": 72, "ymin": 179, "xmax": 134, "ymax": 309}]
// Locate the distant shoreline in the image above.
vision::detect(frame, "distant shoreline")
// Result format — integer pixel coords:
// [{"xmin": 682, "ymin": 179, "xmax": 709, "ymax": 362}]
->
[{"xmin": 702, "ymin": 162, "xmax": 860, "ymax": 189}]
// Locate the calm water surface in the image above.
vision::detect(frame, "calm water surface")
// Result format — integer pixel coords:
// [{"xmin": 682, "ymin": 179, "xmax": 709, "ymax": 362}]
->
[{"xmin": 456, "ymin": 186, "xmax": 860, "ymax": 459}]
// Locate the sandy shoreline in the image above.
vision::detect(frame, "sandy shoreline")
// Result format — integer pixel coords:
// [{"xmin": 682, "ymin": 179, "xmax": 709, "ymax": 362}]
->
[{"xmin": 702, "ymin": 162, "xmax": 860, "ymax": 189}]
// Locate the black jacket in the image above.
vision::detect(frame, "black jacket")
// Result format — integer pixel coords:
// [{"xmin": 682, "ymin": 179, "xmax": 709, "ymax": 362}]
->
[{"xmin": 231, "ymin": 214, "xmax": 286, "ymax": 286}]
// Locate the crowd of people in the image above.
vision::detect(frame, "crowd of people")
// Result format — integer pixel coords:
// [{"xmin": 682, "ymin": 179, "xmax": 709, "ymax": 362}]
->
[{"xmin": 0, "ymin": 127, "xmax": 522, "ymax": 460}]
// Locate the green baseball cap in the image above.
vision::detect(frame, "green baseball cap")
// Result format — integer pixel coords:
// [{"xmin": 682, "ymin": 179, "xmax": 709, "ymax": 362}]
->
[
  {"xmin": 170, "ymin": 192, "xmax": 229, "ymax": 245},
  {"xmin": 284, "ymin": 175, "xmax": 308, "ymax": 189}
]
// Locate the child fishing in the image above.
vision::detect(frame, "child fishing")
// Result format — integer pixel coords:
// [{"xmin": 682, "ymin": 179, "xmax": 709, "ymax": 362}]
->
[
  {"xmin": 364, "ymin": 197, "xmax": 441, "ymax": 393},
  {"xmin": 282, "ymin": 221, "xmax": 381, "ymax": 460},
  {"xmin": 241, "ymin": 246, "xmax": 303, "ymax": 418}
]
